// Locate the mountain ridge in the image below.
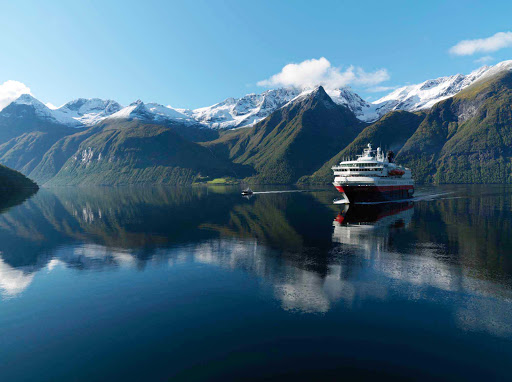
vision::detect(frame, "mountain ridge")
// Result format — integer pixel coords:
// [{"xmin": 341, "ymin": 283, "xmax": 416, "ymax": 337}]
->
[
  {"xmin": 2, "ymin": 61, "xmax": 512, "ymax": 186},
  {"xmin": 3, "ymin": 60, "xmax": 512, "ymax": 130}
]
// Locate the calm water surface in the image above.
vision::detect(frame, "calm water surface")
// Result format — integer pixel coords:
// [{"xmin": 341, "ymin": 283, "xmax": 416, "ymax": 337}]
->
[{"xmin": 0, "ymin": 185, "xmax": 511, "ymax": 381}]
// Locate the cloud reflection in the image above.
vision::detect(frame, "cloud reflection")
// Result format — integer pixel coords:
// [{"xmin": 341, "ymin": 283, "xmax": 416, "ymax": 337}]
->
[{"xmin": 0, "ymin": 256, "xmax": 35, "ymax": 298}]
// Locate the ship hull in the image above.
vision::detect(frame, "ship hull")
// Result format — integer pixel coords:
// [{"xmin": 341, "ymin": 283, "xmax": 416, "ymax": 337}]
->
[{"xmin": 334, "ymin": 184, "xmax": 414, "ymax": 203}]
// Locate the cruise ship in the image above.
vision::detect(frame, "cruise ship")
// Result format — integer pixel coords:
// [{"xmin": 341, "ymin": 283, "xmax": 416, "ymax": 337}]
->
[{"xmin": 332, "ymin": 144, "xmax": 414, "ymax": 203}]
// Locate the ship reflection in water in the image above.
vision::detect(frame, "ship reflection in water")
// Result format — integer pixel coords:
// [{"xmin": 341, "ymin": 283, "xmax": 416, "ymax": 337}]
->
[
  {"xmin": 0, "ymin": 186, "xmax": 511, "ymax": 380},
  {"xmin": 332, "ymin": 202, "xmax": 414, "ymax": 246}
]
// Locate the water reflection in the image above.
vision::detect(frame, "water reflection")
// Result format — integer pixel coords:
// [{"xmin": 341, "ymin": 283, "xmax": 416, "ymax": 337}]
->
[
  {"xmin": 0, "ymin": 186, "xmax": 511, "ymax": 335},
  {"xmin": 332, "ymin": 202, "xmax": 414, "ymax": 248},
  {"xmin": 0, "ymin": 186, "xmax": 38, "ymax": 215}
]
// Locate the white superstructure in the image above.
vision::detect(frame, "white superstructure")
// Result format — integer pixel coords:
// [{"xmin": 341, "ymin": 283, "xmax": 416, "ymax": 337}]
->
[{"xmin": 332, "ymin": 144, "xmax": 414, "ymax": 203}]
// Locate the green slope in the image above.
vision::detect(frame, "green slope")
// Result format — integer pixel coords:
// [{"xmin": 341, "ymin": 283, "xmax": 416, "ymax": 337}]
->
[
  {"xmin": 46, "ymin": 120, "xmax": 247, "ymax": 186},
  {"xmin": 301, "ymin": 110, "xmax": 424, "ymax": 184},
  {"xmin": 203, "ymin": 86, "xmax": 365, "ymax": 184},
  {"xmin": 398, "ymin": 70, "xmax": 512, "ymax": 183},
  {"xmin": 0, "ymin": 130, "xmax": 73, "ymax": 176},
  {"xmin": 29, "ymin": 122, "xmax": 118, "ymax": 184}
]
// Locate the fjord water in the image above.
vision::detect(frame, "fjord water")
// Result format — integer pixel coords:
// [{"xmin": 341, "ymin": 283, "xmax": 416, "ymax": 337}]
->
[{"xmin": 0, "ymin": 186, "xmax": 511, "ymax": 381}]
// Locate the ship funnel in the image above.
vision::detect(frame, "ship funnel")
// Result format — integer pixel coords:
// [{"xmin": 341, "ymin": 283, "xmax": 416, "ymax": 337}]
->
[{"xmin": 387, "ymin": 150, "xmax": 395, "ymax": 163}]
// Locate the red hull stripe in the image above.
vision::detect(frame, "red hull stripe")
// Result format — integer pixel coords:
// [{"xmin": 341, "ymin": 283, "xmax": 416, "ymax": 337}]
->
[{"xmin": 335, "ymin": 185, "xmax": 413, "ymax": 193}]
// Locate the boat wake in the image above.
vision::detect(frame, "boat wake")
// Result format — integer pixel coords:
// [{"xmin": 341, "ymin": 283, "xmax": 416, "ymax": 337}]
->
[
  {"xmin": 353, "ymin": 191, "xmax": 454, "ymax": 205},
  {"xmin": 252, "ymin": 190, "xmax": 308, "ymax": 195}
]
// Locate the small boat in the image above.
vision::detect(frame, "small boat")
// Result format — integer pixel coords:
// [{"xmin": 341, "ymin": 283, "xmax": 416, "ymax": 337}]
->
[{"xmin": 241, "ymin": 188, "xmax": 253, "ymax": 196}]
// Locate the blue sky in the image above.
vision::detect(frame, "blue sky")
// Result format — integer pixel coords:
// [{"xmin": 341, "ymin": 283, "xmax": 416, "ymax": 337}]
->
[{"xmin": 1, "ymin": 0, "xmax": 512, "ymax": 109}]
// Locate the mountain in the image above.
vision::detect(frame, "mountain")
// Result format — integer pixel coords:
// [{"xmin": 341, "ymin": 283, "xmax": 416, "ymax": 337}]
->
[
  {"xmin": 0, "ymin": 94, "xmax": 123, "ymax": 129},
  {"xmin": 0, "ymin": 95, "xmax": 78, "ymax": 175},
  {"xmin": 0, "ymin": 88, "xmax": 369, "ymax": 147},
  {"xmin": 397, "ymin": 67, "xmax": 512, "ymax": 183},
  {"xmin": 28, "ymin": 122, "xmax": 108, "ymax": 184},
  {"xmin": 363, "ymin": 60, "xmax": 512, "ymax": 122},
  {"xmin": 0, "ymin": 95, "xmax": 197, "ymax": 129},
  {"xmin": 4, "ymin": 60, "xmax": 512, "ymax": 132},
  {"xmin": 45, "ymin": 119, "xmax": 249, "ymax": 186},
  {"xmin": 182, "ymin": 87, "xmax": 375, "ymax": 129},
  {"xmin": 304, "ymin": 62, "xmax": 512, "ymax": 185},
  {"xmin": 107, "ymin": 100, "xmax": 220, "ymax": 142},
  {"xmin": 203, "ymin": 86, "xmax": 365, "ymax": 184},
  {"xmin": 3, "ymin": 60, "xmax": 512, "ymax": 187},
  {"xmin": 55, "ymin": 98, "xmax": 122, "ymax": 125},
  {"xmin": 326, "ymin": 88, "xmax": 375, "ymax": 120},
  {"xmin": 0, "ymin": 94, "xmax": 80, "ymax": 130},
  {"xmin": 181, "ymin": 88, "xmax": 303, "ymax": 129}
]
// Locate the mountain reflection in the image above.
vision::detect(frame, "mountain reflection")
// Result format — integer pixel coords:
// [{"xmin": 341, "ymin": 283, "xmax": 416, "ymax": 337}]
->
[{"xmin": 0, "ymin": 186, "xmax": 511, "ymax": 335}]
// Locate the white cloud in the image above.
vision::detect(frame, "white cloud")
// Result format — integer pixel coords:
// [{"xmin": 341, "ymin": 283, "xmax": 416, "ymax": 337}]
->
[
  {"xmin": 450, "ymin": 31, "xmax": 512, "ymax": 56},
  {"xmin": 45, "ymin": 102, "xmax": 58, "ymax": 110},
  {"xmin": 257, "ymin": 57, "xmax": 390, "ymax": 90},
  {"xmin": 474, "ymin": 55, "xmax": 494, "ymax": 64},
  {"xmin": 0, "ymin": 80, "xmax": 32, "ymax": 111}
]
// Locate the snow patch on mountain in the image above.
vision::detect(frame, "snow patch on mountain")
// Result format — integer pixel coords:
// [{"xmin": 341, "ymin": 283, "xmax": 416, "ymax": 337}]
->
[
  {"xmin": 109, "ymin": 100, "xmax": 195, "ymax": 124},
  {"xmin": 183, "ymin": 88, "xmax": 303, "ymax": 129},
  {"xmin": 56, "ymin": 98, "xmax": 122, "ymax": 126},
  {"xmin": 146, "ymin": 103, "xmax": 194, "ymax": 122},
  {"xmin": 325, "ymin": 88, "xmax": 380, "ymax": 121}
]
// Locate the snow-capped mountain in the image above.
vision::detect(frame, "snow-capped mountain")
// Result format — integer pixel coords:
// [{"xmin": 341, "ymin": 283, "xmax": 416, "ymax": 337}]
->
[
  {"xmin": 109, "ymin": 100, "xmax": 195, "ymax": 124},
  {"xmin": 181, "ymin": 87, "xmax": 378, "ymax": 129},
  {"xmin": 181, "ymin": 88, "xmax": 303, "ymax": 129},
  {"xmin": 0, "ymin": 96, "xmax": 196, "ymax": 128},
  {"xmin": 56, "ymin": 98, "xmax": 122, "ymax": 126},
  {"xmin": 0, "ymin": 94, "xmax": 80, "ymax": 126},
  {"xmin": 0, "ymin": 95, "xmax": 123, "ymax": 127},
  {"xmin": 4, "ymin": 60, "xmax": 512, "ymax": 129},
  {"xmin": 367, "ymin": 60, "xmax": 512, "ymax": 120},
  {"xmin": 5, "ymin": 88, "xmax": 367, "ymax": 129}
]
